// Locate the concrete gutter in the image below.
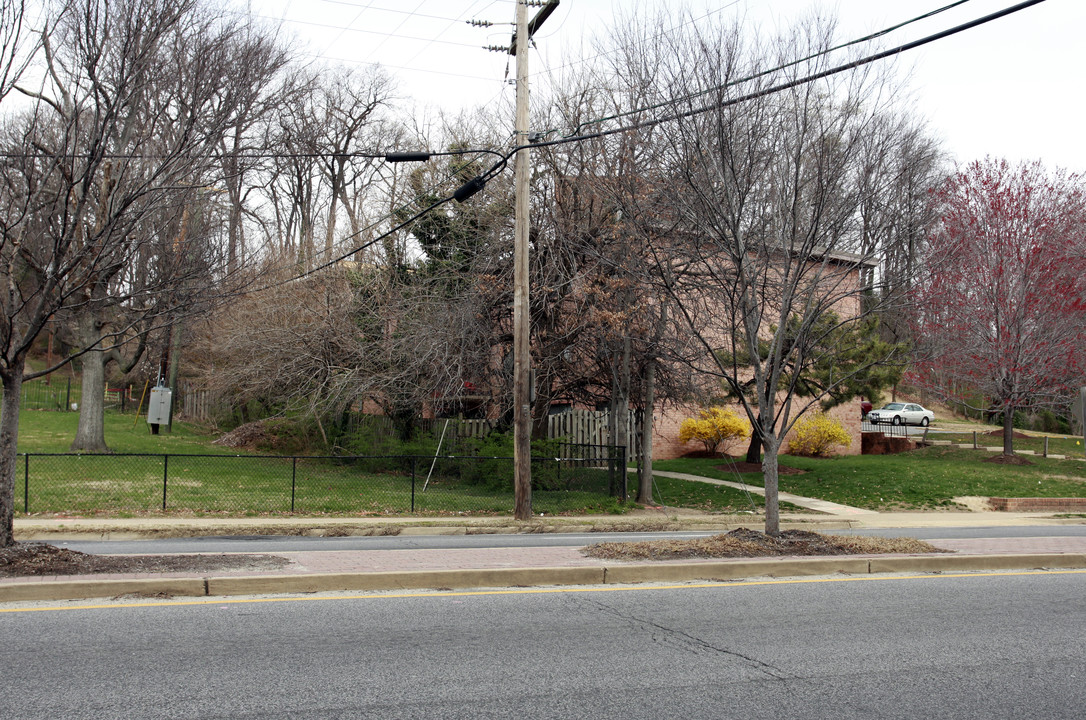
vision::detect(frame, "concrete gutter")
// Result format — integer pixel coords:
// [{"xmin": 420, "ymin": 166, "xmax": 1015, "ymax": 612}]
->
[
  {"xmin": 15, "ymin": 508, "xmax": 1084, "ymax": 542},
  {"xmin": 4, "ymin": 552, "xmax": 1084, "ymax": 604}
]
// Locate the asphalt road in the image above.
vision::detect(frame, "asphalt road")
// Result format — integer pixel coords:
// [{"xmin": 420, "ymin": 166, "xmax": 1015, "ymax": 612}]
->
[
  {"xmin": 53, "ymin": 524, "xmax": 1086, "ymax": 555},
  {"xmin": 2, "ymin": 570, "xmax": 1083, "ymax": 719}
]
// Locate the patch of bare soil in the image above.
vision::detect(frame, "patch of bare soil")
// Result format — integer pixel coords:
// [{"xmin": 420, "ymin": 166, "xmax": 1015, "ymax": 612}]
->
[
  {"xmin": 715, "ymin": 461, "xmax": 805, "ymax": 475},
  {"xmin": 581, "ymin": 528, "xmax": 947, "ymax": 561},
  {"xmin": 983, "ymin": 453, "xmax": 1033, "ymax": 466},
  {"xmin": 984, "ymin": 430, "xmax": 1030, "ymax": 439},
  {"xmin": 953, "ymin": 496, "xmax": 994, "ymax": 512},
  {"xmin": 0, "ymin": 543, "xmax": 292, "ymax": 578}
]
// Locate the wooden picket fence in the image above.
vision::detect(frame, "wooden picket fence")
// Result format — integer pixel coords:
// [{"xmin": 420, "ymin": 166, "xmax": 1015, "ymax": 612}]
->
[
  {"xmin": 174, "ymin": 385, "xmax": 642, "ymax": 460},
  {"xmin": 178, "ymin": 381, "xmax": 221, "ymax": 422},
  {"xmin": 548, "ymin": 409, "xmax": 642, "ymax": 462},
  {"xmin": 437, "ymin": 409, "xmax": 641, "ymax": 459}
]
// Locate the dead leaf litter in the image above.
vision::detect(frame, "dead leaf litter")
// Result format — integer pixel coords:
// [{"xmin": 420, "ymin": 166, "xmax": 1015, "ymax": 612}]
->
[{"xmin": 581, "ymin": 528, "xmax": 947, "ymax": 561}]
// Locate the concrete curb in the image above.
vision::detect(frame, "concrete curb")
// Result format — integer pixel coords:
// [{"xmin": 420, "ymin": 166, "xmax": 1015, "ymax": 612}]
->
[
  {"xmin": 4, "ymin": 553, "xmax": 1085, "ymax": 604},
  {"xmin": 0, "ymin": 577, "xmax": 207, "ymax": 603},
  {"xmin": 11, "ymin": 520, "xmax": 860, "ymax": 542}
]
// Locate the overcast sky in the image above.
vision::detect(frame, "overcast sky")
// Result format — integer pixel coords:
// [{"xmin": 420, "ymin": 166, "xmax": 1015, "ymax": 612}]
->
[{"xmin": 247, "ymin": 0, "xmax": 1085, "ymax": 172}]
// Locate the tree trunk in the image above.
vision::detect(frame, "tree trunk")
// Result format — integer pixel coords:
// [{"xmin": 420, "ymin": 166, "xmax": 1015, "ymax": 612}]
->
[
  {"xmin": 745, "ymin": 420, "xmax": 762, "ymax": 464},
  {"xmin": 638, "ymin": 356, "xmax": 656, "ymax": 504},
  {"xmin": 762, "ymin": 436, "xmax": 780, "ymax": 536},
  {"xmin": 1003, "ymin": 409, "xmax": 1015, "ymax": 456},
  {"xmin": 166, "ymin": 321, "xmax": 183, "ymax": 430},
  {"xmin": 0, "ymin": 365, "xmax": 25, "ymax": 547},
  {"xmin": 71, "ymin": 346, "xmax": 109, "ymax": 452},
  {"xmin": 612, "ymin": 337, "xmax": 631, "ymax": 467}
]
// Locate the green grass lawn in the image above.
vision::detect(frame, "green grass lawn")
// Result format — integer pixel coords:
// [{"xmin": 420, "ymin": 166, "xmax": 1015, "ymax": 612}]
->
[
  {"xmin": 16, "ymin": 408, "xmax": 238, "ymax": 455},
  {"xmin": 934, "ymin": 431, "xmax": 1086, "ymax": 457},
  {"xmin": 18, "ymin": 409, "xmax": 1085, "ymax": 517},
  {"xmin": 638, "ymin": 472, "xmax": 804, "ymax": 513},
  {"xmin": 12, "ymin": 409, "xmax": 629, "ymax": 517},
  {"xmin": 656, "ymin": 445, "xmax": 1086, "ymax": 511}
]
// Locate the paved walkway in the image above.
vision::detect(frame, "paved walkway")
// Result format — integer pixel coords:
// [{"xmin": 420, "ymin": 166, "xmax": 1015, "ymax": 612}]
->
[
  {"xmin": 4, "ymin": 513, "xmax": 1086, "ymax": 604},
  {"xmin": 5, "ymin": 468, "xmax": 1086, "ymax": 604},
  {"xmin": 649, "ymin": 470, "xmax": 879, "ymax": 517}
]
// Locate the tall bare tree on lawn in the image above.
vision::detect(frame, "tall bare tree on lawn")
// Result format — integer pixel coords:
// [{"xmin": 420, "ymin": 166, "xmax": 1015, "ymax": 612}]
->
[
  {"xmin": 0, "ymin": 0, "xmax": 276, "ymax": 546},
  {"xmin": 610, "ymin": 12, "xmax": 926, "ymax": 534}
]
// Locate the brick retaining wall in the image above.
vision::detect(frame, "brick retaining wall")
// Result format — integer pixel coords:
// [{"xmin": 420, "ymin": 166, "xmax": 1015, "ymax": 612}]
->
[{"xmin": 988, "ymin": 497, "xmax": 1086, "ymax": 512}]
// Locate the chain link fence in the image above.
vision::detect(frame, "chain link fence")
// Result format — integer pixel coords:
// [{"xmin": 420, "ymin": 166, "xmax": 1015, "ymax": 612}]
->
[{"xmin": 16, "ymin": 443, "xmax": 627, "ymax": 517}]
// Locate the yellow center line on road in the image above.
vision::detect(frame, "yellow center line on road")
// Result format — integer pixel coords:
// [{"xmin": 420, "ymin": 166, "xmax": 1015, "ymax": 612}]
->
[{"xmin": 3, "ymin": 568, "xmax": 1085, "ymax": 615}]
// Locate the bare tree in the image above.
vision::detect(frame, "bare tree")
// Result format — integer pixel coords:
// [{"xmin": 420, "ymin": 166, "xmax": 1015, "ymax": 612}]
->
[
  {"xmin": 214, "ymin": 21, "xmax": 293, "ymax": 275},
  {"xmin": 0, "ymin": 0, "xmax": 270, "ymax": 545},
  {"xmin": 317, "ymin": 65, "xmax": 395, "ymax": 259},
  {"xmin": 605, "ymin": 12, "xmax": 924, "ymax": 534},
  {"xmin": 0, "ymin": 0, "xmax": 29, "ymax": 104}
]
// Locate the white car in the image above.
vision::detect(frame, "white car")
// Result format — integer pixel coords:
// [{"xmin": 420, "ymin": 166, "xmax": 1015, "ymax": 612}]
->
[{"xmin": 866, "ymin": 402, "xmax": 934, "ymax": 427}]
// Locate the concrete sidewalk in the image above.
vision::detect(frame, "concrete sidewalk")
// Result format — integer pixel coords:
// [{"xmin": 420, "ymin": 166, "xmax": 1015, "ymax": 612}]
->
[{"xmin": 4, "ymin": 512, "xmax": 1086, "ymax": 604}]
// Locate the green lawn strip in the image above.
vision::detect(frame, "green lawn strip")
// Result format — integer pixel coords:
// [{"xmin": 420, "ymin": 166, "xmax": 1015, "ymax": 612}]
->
[
  {"xmin": 658, "ymin": 446, "xmax": 1086, "ymax": 511},
  {"xmin": 17, "ymin": 408, "xmax": 238, "ymax": 455},
  {"xmin": 933, "ymin": 432, "xmax": 1085, "ymax": 457},
  {"xmin": 640, "ymin": 466, "xmax": 807, "ymax": 512},
  {"xmin": 15, "ymin": 426, "xmax": 632, "ymax": 516},
  {"xmin": 642, "ymin": 473, "xmax": 764, "ymax": 512}
]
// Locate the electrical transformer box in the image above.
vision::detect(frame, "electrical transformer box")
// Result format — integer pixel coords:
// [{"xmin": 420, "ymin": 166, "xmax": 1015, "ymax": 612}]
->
[{"xmin": 147, "ymin": 386, "xmax": 173, "ymax": 425}]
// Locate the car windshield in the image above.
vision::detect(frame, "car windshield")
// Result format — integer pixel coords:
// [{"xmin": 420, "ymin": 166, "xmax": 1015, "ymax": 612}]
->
[{"xmin": 881, "ymin": 403, "xmax": 905, "ymax": 410}]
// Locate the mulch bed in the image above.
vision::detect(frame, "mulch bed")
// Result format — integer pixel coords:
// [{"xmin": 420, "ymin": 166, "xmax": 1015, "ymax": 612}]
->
[
  {"xmin": 984, "ymin": 430, "xmax": 1030, "ymax": 439},
  {"xmin": 715, "ymin": 461, "xmax": 805, "ymax": 475},
  {"xmin": 0, "ymin": 542, "xmax": 293, "ymax": 578},
  {"xmin": 582, "ymin": 528, "xmax": 946, "ymax": 561},
  {"xmin": 983, "ymin": 453, "xmax": 1033, "ymax": 466},
  {"xmin": 680, "ymin": 451, "xmax": 805, "ymax": 475}
]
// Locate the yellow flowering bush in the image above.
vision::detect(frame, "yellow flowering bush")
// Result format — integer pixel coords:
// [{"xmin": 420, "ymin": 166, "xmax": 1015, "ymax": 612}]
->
[
  {"xmin": 678, "ymin": 407, "xmax": 751, "ymax": 456},
  {"xmin": 788, "ymin": 412, "xmax": 852, "ymax": 457}
]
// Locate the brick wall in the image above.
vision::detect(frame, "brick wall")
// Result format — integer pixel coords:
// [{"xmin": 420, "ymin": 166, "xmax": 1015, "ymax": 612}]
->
[{"xmin": 988, "ymin": 497, "xmax": 1086, "ymax": 512}]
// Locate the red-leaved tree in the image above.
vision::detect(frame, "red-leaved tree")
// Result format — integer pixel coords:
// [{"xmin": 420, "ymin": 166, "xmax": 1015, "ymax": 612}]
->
[{"xmin": 911, "ymin": 158, "xmax": 1086, "ymax": 455}]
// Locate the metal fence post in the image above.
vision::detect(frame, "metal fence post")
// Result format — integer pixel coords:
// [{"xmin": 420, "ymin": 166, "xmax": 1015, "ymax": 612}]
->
[
  {"xmin": 162, "ymin": 454, "xmax": 169, "ymax": 510},
  {"xmin": 619, "ymin": 445, "xmax": 627, "ymax": 502},
  {"xmin": 1043, "ymin": 436, "xmax": 1049, "ymax": 458},
  {"xmin": 411, "ymin": 456, "xmax": 416, "ymax": 513},
  {"xmin": 557, "ymin": 443, "xmax": 562, "ymax": 489},
  {"xmin": 291, "ymin": 457, "xmax": 297, "ymax": 512},
  {"xmin": 65, "ymin": 377, "xmax": 71, "ymax": 412},
  {"xmin": 24, "ymin": 453, "xmax": 29, "ymax": 513}
]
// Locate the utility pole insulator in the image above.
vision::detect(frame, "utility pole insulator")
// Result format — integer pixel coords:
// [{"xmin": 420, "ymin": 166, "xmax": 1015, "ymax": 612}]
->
[
  {"xmin": 508, "ymin": 0, "xmax": 559, "ymax": 55},
  {"xmin": 467, "ymin": 19, "xmax": 494, "ymax": 27}
]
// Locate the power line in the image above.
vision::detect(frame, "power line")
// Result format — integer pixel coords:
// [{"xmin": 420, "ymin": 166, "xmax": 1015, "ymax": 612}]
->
[
  {"xmin": 399, "ymin": 0, "xmax": 511, "ymax": 69},
  {"xmin": 537, "ymin": 0, "xmax": 976, "ymax": 141},
  {"xmin": 534, "ymin": 0, "xmax": 745, "ymax": 84},
  {"xmin": 312, "ymin": 0, "xmax": 510, "ymax": 25},
  {"xmin": 247, "ymin": 0, "xmax": 1046, "ymax": 293},
  {"xmin": 293, "ymin": 49, "xmax": 499, "ymax": 82},
  {"xmin": 252, "ymin": 13, "xmax": 486, "ymax": 49},
  {"xmin": 241, "ymin": 193, "xmax": 457, "ymax": 296},
  {"xmin": 235, "ymin": 148, "xmax": 510, "ymax": 294},
  {"xmin": 0, "ymin": 147, "xmax": 506, "ymax": 162}
]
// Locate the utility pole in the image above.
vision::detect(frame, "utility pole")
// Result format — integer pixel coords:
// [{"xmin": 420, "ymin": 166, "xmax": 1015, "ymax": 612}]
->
[
  {"xmin": 512, "ymin": 0, "xmax": 533, "ymax": 520},
  {"xmin": 484, "ymin": 0, "xmax": 557, "ymax": 520}
]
